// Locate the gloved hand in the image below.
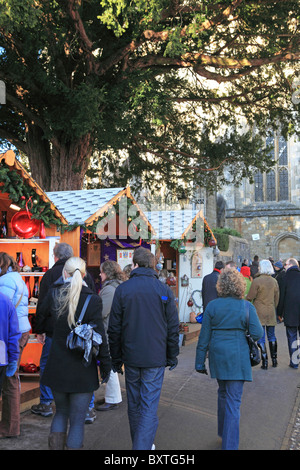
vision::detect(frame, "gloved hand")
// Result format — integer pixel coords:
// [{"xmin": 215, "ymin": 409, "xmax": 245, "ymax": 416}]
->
[
  {"xmin": 100, "ymin": 368, "xmax": 111, "ymax": 384},
  {"xmin": 6, "ymin": 361, "xmax": 18, "ymax": 377},
  {"xmin": 166, "ymin": 358, "xmax": 178, "ymax": 371},
  {"xmin": 112, "ymin": 362, "xmax": 124, "ymax": 374},
  {"xmin": 196, "ymin": 368, "xmax": 208, "ymax": 375}
]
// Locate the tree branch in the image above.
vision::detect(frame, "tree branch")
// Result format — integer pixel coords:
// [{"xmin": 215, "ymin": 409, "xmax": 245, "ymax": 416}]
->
[
  {"xmin": 0, "ymin": 129, "xmax": 28, "ymax": 154},
  {"xmin": 134, "ymin": 135, "xmax": 231, "ymax": 172}
]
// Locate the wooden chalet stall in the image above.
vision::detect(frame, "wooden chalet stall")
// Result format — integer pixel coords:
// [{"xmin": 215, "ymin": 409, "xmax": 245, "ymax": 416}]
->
[
  {"xmin": 47, "ymin": 186, "xmax": 156, "ymax": 292},
  {"xmin": 0, "ymin": 151, "xmax": 76, "ymax": 412},
  {"xmin": 146, "ymin": 209, "xmax": 217, "ymax": 340}
]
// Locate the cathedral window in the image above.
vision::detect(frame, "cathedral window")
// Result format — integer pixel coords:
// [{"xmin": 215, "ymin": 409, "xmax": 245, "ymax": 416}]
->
[{"xmin": 254, "ymin": 134, "xmax": 289, "ymax": 202}]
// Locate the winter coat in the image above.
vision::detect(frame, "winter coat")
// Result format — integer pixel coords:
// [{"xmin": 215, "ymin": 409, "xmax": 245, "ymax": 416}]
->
[
  {"xmin": 202, "ymin": 269, "xmax": 221, "ymax": 312},
  {"xmin": 39, "ymin": 281, "xmax": 111, "ymax": 393},
  {"xmin": 38, "ymin": 258, "xmax": 96, "ymax": 304},
  {"xmin": 277, "ymin": 266, "xmax": 300, "ymax": 327},
  {"xmin": 250, "ymin": 261, "xmax": 259, "ymax": 278},
  {"xmin": 36, "ymin": 259, "xmax": 96, "ymax": 337},
  {"xmin": 0, "ymin": 292, "xmax": 21, "ymax": 366},
  {"xmin": 195, "ymin": 298, "xmax": 263, "ymax": 381},
  {"xmin": 246, "ymin": 274, "xmax": 279, "ymax": 326},
  {"xmin": 0, "ymin": 268, "xmax": 30, "ymax": 333},
  {"xmin": 99, "ymin": 279, "xmax": 122, "ymax": 333},
  {"xmin": 108, "ymin": 267, "xmax": 179, "ymax": 368}
]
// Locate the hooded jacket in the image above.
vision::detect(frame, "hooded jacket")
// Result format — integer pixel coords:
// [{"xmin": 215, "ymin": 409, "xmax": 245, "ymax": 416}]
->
[
  {"xmin": 0, "ymin": 292, "xmax": 21, "ymax": 366},
  {"xmin": 0, "ymin": 268, "xmax": 30, "ymax": 333}
]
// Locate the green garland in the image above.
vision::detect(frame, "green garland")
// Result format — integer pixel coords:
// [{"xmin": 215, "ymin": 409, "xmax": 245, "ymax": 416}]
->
[
  {"xmin": 0, "ymin": 163, "xmax": 152, "ymax": 239},
  {"xmin": 0, "ymin": 163, "xmax": 62, "ymax": 227},
  {"xmin": 170, "ymin": 220, "xmax": 214, "ymax": 251}
]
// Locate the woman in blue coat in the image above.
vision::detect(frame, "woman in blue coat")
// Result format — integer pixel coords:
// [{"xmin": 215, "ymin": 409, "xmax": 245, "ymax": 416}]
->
[
  {"xmin": 0, "ymin": 252, "xmax": 29, "ymax": 438},
  {"xmin": 195, "ymin": 269, "xmax": 263, "ymax": 450}
]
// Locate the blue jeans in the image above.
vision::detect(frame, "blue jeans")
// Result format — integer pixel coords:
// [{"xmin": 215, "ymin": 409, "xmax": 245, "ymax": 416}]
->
[
  {"xmin": 39, "ymin": 336, "xmax": 53, "ymax": 404},
  {"xmin": 217, "ymin": 380, "xmax": 244, "ymax": 450},
  {"xmin": 125, "ymin": 365, "xmax": 165, "ymax": 450},
  {"xmin": 51, "ymin": 391, "xmax": 93, "ymax": 449},
  {"xmin": 286, "ymin": 326, "xmax": 300, "ymax": 368},
  {"xmin": 39, "ymin": 336, "xmax": 94, "ymax": 409},
  {"xmin": 257, "ymin": 325, "xmax": 276, "ymax": 345}
]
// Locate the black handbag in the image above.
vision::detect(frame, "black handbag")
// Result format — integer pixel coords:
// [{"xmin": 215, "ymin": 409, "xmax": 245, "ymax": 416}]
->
[
  {"xmin": 245, "ymin": 301, "xmax": 261, "ymax": 367},
  {"xmin": 66, "ymin": 295, "xmax": 102, "ymax": 366}
]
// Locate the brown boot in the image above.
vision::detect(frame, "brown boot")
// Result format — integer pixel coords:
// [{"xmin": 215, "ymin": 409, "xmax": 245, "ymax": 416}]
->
[{"xmin": 48, "ymin": 432, "xmax": 67, "ymax": 450}]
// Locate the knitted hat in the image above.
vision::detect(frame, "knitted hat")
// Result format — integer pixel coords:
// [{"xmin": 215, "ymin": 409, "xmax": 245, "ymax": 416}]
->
[
  {"xmin": 274, "ymin": 261, "xmax": 283, "ymax": 269},
  {"xmin": 240, "ymin": 266, "xmax": 251, "ymax": 278}
]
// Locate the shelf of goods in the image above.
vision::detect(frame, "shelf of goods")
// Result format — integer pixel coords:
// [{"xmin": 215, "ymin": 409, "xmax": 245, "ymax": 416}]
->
[{"xmin": 0, "ymin": 237, "xmax": 60, "ymax": 372}]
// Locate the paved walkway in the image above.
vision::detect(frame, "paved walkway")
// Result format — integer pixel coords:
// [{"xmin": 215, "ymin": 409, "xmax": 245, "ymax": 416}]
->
[{"xmin": 0, "ymin": 322, "xmax": 299, "ymax": 451}]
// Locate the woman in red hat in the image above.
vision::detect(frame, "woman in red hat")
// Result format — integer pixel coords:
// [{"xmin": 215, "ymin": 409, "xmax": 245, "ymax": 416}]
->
[{"xmin": 240, "ymin": 266, "xmax": 252, "ymax": 297}]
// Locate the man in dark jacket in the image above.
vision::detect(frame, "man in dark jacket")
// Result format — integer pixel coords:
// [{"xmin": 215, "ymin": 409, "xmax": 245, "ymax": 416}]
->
[
  {"xmin": 202, "ymin": 261, "xmax": 225, "ymax": 312},
  {"xmin": 277, "ymin": 258, "xmax": 300, "ymax": 369},
  {"xmin": 108, "ymin": 247, "xmax": 179, "ymax": 450}
]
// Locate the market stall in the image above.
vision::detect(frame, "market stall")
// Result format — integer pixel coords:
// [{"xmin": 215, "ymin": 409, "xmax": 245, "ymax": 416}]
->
[
  {"xmin": 146, "ymin": 209, "xmax": 217, "ymax": 327},
  {"xmin": 0, "ymin": 150, "xmax": 73, "ymax": 412},
  {"xmin": 47, "ymin": 186, "xmax": 156, "ymax": 291}
]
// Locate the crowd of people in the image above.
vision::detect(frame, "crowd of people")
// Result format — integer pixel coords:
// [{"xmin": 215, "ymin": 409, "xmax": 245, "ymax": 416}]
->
[
  {"xmin": 197, "ymin": 254, "xmax": 300, "ymax": 450},
  {"xmin": 0, "ymin": 244, "xmax": 179, "ymax": 450},
  {"xmin": 1, "ymin": 244, "xmax": 300, "ymax": 451}
]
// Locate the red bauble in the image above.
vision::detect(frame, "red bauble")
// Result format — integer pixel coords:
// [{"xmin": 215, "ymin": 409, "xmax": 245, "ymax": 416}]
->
[
  {"xmin": 208, "ymin": 238, "xmax": 217, "ymax": 247},
  {"xmin": 39, "ymin": 221, "xmax": 46, "ymax": 239},
  {"xmin": 11, "ymin": 210, "xmax": 40, "ymax": 238}
]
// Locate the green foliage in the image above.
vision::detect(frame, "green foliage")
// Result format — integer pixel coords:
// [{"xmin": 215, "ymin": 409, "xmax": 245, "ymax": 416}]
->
[
  {"xmin": 212, "ymin": 227, "xmax": 242, "ymax": 252},
  {"xmin": 0, "ymin": 0, "xmax": 299, "ymax": 193}
]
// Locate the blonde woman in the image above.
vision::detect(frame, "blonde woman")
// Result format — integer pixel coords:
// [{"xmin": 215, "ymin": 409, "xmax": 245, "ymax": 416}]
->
[{"xmin": 37, "ymin": 257, "xmax": 111, "ymax": 450}]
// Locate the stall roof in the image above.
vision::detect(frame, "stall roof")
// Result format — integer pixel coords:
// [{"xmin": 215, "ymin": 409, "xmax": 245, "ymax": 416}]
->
[
  {"xmin": 0, "ymin": 150, "xmax": 68, "ymax": 224},
  {"xmin": 47, "ymin": 187, "xmax": 124, "ymax": 224},
  {"xmin": 145, "ymin": 209, "xmax": 216, "ymax": 242},
  {"xmin": 47, "ymin": 187, "xmax": 156, "ymax": 235}
]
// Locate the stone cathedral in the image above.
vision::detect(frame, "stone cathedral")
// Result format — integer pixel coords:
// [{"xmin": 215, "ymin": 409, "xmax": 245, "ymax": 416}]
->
[{"xmin": 219, "ymin": 133, "xmax": 300, "ymax": 262}]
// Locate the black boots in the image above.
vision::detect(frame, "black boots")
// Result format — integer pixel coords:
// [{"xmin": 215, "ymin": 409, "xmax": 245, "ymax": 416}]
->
[
  {"xmin": 269, "ymin": 341, "xmax": 278, "ymax": 367},
  {"xmin": 258, "ymin": 341, "xmax": 278, "ymax": 369},
  {"xmin": 258, "ymin": 343, "xmax": 268, "ymax": 369}
]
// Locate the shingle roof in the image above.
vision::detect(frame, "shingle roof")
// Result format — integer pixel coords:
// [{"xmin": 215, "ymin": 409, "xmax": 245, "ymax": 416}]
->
[
  {"xmin": 46, "ymin": 188, "xmax": 124, "ymax": 224},
  {"xmin": 145, "ymin": 209, "xmax": 204, "ymax": 240}
]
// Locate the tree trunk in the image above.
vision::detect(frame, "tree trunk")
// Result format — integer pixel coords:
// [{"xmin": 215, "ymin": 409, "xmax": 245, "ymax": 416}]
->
[
  {"xmin": 26, "ymin": 126, "xmax": 93, "ymax": 191},
  {"xmin": 50, "ymin": 134, "xmax": 93, "ymax": 191},
  {"xmin": 26, "ymin": 124, "xmax": 52, "ymax": 190}
]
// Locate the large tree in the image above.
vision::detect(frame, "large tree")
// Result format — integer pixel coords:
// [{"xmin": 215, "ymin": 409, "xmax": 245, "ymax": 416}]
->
[{"xmin": 0, "ymin": 0, "xmax": 299, "ymax": 193}]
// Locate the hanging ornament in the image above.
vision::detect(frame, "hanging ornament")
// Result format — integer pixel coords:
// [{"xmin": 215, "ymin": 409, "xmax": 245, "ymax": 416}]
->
[
  {"xmin": 187, "ymin": 297, "xmax": 194, "ymax": 307},
  {"xmin": 11, "ymin": 197, "xmax": 40, "ymax": 238},
  {"xmin": 39, "ymin": 221, "xmax": 46, "ymax": 239}
]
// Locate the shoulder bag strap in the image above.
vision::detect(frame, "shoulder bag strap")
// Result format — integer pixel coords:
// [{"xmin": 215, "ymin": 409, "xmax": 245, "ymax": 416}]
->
[
  {"xmin": 76, "ymin": 294, "xmax": 92, "ymax": 325},
  {"xmin": 244, "ymin": 299, "xmax": 250, "ymax": 334},
  {"xmin": 15, "ymin": 284, "xmax": 25, "ymax": 308}
]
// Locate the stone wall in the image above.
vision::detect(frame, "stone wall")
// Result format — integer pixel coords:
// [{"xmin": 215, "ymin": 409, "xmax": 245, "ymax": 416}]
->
[
  {"xmin": 226, "ymin": 212, "xmax": 300, "ymax": 262},
  {"xmin": 215, "ymin": 235, "xmax": 251, "ymax": 267}
]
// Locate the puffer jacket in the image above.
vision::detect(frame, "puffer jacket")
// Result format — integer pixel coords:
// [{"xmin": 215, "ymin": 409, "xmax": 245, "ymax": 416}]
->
[
  {"xmin": 0, "ymin": 268, "xmax": 30, "ymax": 333},
  {"xmin": 0, "ymin": 292, "xmax": 21, "ymax": 366}
]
